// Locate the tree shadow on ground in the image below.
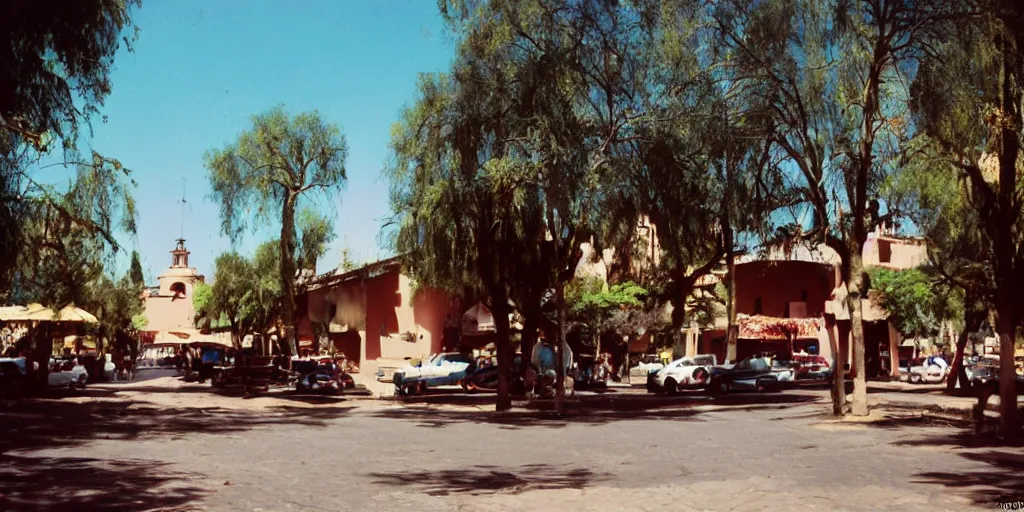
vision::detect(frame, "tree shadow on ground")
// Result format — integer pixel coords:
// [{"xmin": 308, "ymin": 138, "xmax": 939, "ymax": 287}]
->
[
  {"xmin": 0, "ymin": 454, "xmax": 209, "ymax": 511},
  {"xmin": 843, "ymin": 405, "xmax": 1024, "ymax": 506},
  {"xmin": 914, "ymin": 450, "xmax": 1024, "ymax": 504},
  {"xmin": 367, "ymin": 463, "xmax": 611, "ymax": 496},
  {"xmin": 369, "ymin": 392, "xmax": 821, "ymax": 429},
  {"xmin": 0, "ymin": 399, "xmax": 352, "ymax": 454}
]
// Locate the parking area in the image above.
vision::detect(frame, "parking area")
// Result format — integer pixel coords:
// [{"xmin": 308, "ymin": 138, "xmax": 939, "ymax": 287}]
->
[{"xmin": 1, "ymin": 377, "xmax": 1021, "ymax": 511}]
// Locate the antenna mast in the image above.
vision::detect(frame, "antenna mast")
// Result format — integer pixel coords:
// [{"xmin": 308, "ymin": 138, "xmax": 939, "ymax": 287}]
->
[{"xmin": 179, "ymin": 178, "xmax": 187, "ymax": 240}]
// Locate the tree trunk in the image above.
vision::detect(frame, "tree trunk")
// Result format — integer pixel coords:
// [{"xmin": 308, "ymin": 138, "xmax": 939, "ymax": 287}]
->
[
  {"xmin": 849, "ymin": 252, "xmax": 868, "ymax": 417},
  {"xmin": 947, "ymin": 327, "xmax": 970, "ymax": 392},
  {"xmin": 827, "ymin": 315, "xmax": 847, "ymax": 416},
  {"xmin": 554, "ymin": 282, "xmax": 567, "ymax": 415},
  {"xmin": 670, "ymin": 283, "xmax": 687, "ymax": 361},
  {"xmin": 993, "ymin": 18, "xmax": 1021, "ymax": 438},
  {"xmin": 723, "ymin": 155, "xmax": 738, "ymax": 364},
  {"xmin": 492, "ymin": 292, "xmax": 512, "ymax": 412},
  {"xmin": 726, "ymin": 247, "xmax": 738, "ymax": 363},
  {"xmin": 521, "ymin": 311, "xmax": 537, "ymax": 375},
  {"xmin": 279, "ymin": 192, "xmax": 299, "ymax": 358}
]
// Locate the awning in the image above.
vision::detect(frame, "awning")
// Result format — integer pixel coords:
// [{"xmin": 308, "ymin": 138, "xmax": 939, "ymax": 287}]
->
[
  {"xmin": 737, "ymin": 315, "xmax": 820, "ymax": 340},
  {"xmin": 0, "ymin": 304, "xmax": 97, "ymax": 323}
]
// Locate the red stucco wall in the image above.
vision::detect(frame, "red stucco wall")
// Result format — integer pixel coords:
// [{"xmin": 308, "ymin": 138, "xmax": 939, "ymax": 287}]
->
[
  {"xmin": 735, "ymin": 261, "xmax": 835, "ymax": 318},
  {"xmin": 363, "ymin": 272, "xmax": 401, "ymax": 361},
  {"xmin": 412, "ymin": 287, "xmax": 454, "ymax": 355}
]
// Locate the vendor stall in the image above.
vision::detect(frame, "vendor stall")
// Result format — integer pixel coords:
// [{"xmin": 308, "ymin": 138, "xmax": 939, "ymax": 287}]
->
[{"xmin": 736, "ymin": 314, "xmax": 822, "ymax": 360}]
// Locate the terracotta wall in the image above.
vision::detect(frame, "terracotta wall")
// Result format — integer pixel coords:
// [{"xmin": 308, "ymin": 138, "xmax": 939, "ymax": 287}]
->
[
  {"xmin": 364, "ymin": 272, "xmax": 400, "ymax": 361},
  {"xmin": 734, "ymin": 261, "xmax": 834, "ymax": 318},
  {"xmin": 299, "ymin": 269, "xmax": 454, "ymax": 368},
  {"xmin": 412, "ymin": 285, "xmax": 453, "ymax": 356}
]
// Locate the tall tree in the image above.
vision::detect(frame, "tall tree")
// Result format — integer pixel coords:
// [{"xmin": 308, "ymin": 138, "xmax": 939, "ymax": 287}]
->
[
  {"xmin": 906, "ymin": 0, "xmax": 1024, "ymax": 436},
  {"xmin": 387, "ymin": 71, "xmax": 523, "ymax": 411},
  {"xmin": 209, "ymin": 252, "xmax": 255, "ymax": 349},
  {"xmin": 206, "ymin": 107, "xmax": 348, "ymax": 356},
  {"xmin": 714, "ymin": 0, "xmax": 933, "ymax": 416}
]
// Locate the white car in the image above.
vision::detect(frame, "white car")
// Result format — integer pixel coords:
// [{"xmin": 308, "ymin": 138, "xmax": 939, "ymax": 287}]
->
[
  {"xmin": 648, "ymin": 354, "xmax": 717, "ymax": 394},
  {"xmin": 630, "ymin": 355, "xmax": 666, "ymax": 379},
  {"xmin": 393, "ymin": 353, "xmax": 475, "ymax": 395},
  {"xmin": 47, "ymin": 359, "xmax": 89, "ymax": 388},
  {"xmin": 907, "ymin": 356, "xmax": 948, "ymax": 384}
]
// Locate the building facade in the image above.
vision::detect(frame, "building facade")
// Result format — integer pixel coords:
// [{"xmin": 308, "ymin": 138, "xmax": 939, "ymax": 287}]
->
[
  {"xmin": 296, "ymin": 257, "xmax": 458, "ymax": 395},
  {"xmin": 141, "ymin": 239, "xmax": 205, "ymax": 334}
]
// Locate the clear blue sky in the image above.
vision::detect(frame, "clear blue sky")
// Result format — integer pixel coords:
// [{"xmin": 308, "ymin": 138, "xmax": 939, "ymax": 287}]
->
[{"xmin": 69, "ymin": 0, "xmax": 455, "ymax": 282}]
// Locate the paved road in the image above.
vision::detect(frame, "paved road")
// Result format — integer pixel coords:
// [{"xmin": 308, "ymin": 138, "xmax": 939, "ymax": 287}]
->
[{"xmin": 0, "ymin": 381, "xmax": 1021, "ymax": 511}]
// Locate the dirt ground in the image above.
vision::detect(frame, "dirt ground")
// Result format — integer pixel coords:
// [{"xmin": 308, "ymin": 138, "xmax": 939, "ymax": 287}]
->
[{"xmin": 0, "ymin": 377, "xmax": 1021, "ymax": 511}]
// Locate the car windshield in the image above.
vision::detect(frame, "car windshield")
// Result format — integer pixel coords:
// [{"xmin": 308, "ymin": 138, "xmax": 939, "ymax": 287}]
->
[
  {"xmin": 692, "ymin": 356, "xmax": 715, "ymax": 366},
  {"xmin": 750, "ymin": 359, "xmax": 769, "ymax": 371}
]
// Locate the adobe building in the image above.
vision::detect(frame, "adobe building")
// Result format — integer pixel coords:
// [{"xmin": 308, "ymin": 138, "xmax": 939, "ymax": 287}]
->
[
  {"xmin": 697, "ymin": 225, "xmax": 928, "ymax": 379},
  {"xmin": 140, "ymin": 239, "xmax": 205, "ymax": 336},
  {"xmin": 296, "ymin": 257, "xmax": 459, "ymax": 394}
]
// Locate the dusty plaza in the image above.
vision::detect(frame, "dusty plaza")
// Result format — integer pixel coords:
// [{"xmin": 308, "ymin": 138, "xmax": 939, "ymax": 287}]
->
[
  {"xmin": 1, "ymin": 378, "xmax": 1021, "ymax": 512},
  {"xmin": 8, "ymin": 1, "xmax": 1024, "ymax": 511}
]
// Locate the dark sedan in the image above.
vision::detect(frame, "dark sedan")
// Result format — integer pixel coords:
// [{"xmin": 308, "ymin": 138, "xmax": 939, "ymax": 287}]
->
[{"xmin": 708, "ymin": 357, "xmax": 789, "ymax": 394}]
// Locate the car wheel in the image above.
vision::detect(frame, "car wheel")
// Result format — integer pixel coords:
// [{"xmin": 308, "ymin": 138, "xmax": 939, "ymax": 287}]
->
[
  {"xmin": 716, "ymin": 381, "xmax": 730, "ymax": 395},
  {"xmin": 755, "ymin": 379, "xmax": 767, "ymax": 393},
  {"xmin": 664, "ymin": 378, "xmax": 678, "ymax": 395},
  {"xmin": 910, "ymin": 373, "xmax": 922, "ymax": 384}
]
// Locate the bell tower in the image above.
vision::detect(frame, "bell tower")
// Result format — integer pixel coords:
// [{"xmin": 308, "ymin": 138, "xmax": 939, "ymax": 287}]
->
[{"xmin": 171, "ymin": 239, "xmax": 190, "ymax": 268}]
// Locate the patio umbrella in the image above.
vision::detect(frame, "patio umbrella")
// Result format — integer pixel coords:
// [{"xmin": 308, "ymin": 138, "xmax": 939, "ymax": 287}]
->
[
  {"xmin": 19, "ymin": 303, "xmax": 55, "ymax": 322},
  {"xmin": 54, "ymin": 305, "xmax": 98, "ymax": 324}
]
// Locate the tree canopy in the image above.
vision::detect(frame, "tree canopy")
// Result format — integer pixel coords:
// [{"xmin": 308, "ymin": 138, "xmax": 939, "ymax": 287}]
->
[{"xmin": 207, "ymin": 107, "xmax": 348, "ymax": 354}]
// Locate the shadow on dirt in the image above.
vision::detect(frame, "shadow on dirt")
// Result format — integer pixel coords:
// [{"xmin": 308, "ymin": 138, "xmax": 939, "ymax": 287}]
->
[
  {"xmin": 370, "ymin": 392, "xmax": 821, "ymax": 429},
  {"xmin": 367, "ymin": 463, "xmax": 611, "ymax": 496},
  {"xmin": 0, "ymin": 454, "xmax": 209, "ymax": 511},
  {"xmin": 914, "ymin": 450, "xmax": 1024, "ymax": 504},
  {"xmin": 840, "ymin": 405, "xmax": 1024, "ymax": 505},
  {"xmin": 0, "ymin": 399, "xmax": 353, "ymax": 454}
]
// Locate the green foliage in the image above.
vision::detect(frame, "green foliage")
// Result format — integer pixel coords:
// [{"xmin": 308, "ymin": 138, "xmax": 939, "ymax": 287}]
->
[
  {"xmin": 207, "ymin": 106, "xmax": 348, "ymax": 349},
  {"xmin": 1, "ymin": 0, "xmax": 140, "ymax": 297},
  {"xmin": 206, "ymin": 107, "xmax": 348, "ymax": 243},
  {"xmin": 566, "ymin": 275, "xmax": 648, "ymax": 328},
  {"xmin": 199, "ymin": 243, "xmax": 284, "ymax": 344},
  {"xmin": 868, "ymin": 267, "xmax": 963, "ymax": 336},
  {"xmin": 339, "ymin": 246, "xmax": 358, "ymax": 273},
  {"xmin": 9, "ymin": 155, "xmax": 138, "ymax": 308},
  {"xmin": 296, "ymin": 208, "xmax": 336, "ymax": 272},
  {"xmin": 0, "ymin": 0, "xmax": 140, "ymax": 151},
  {"xmin": 131, "ymin": 313, "xmax": 148, "ymax": 331},
  {"xmin": 129, "ymin": 250, "xmax": 145, "ymax": 287}
]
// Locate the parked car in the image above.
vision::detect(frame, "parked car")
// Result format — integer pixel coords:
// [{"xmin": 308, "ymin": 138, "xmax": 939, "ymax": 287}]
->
[
  {"xmin": 574, "ymin": 354, "xmax": 610, "ymax": 391},
  {"xmin": 792, "ymin": 355, "xmax": 832, "ymax": 382},
  {"xmin": 970, "ymin": 363, "xmax": 1024, "ymax": 395},
  {"xmin": 0, "ymin": 357, "xmax": 28, "ymax": 397},
  {"xmin": 647, "ymin": 354, "xmax": 717, "ymax": 394},
  {"xmin": 47, "ymin": 358, "xmax": 89, "ymax": 389},
  {"xmin": 393, "ymin": 352, "xmax": 475, "ymax": 395},
  {"xmin": 293, "ymin": 358, "xmax": 354, "ymax": 395},
  {"xmin": 907, "ymin": 356, "xmax": 949, "ymax": 384},
  {"xmin": 464, "ymin": 355, "xmax": 536, "ymax": 396},
  {"xmin": 630, "ymin": 354, "xmax": 665, "ymax": 379},
  {"xmin": 708, "ymin": 357, "xmax": 782, "ymax": 394}
]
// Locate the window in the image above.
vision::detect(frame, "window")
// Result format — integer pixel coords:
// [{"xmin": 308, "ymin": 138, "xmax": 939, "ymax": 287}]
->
[
  {"xmin": 169, "ymin": 282, "xmax": 186, "ymax": 297},
  {"xmin": 754, "ymin": 297, "xmax": 763, "ymax": 315}
]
